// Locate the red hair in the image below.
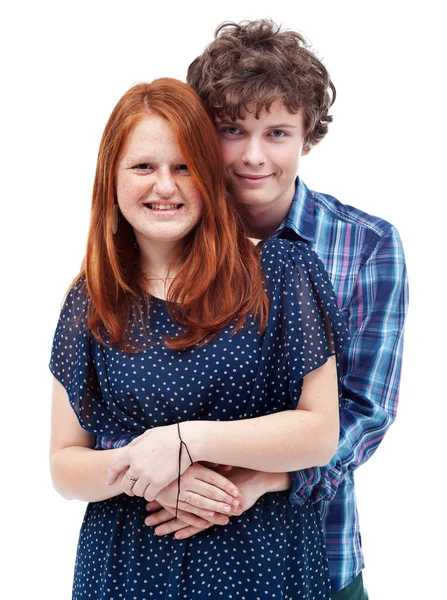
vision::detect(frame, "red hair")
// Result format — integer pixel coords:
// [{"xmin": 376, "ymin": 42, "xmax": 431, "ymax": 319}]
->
[{"xmin": 81, "ymin": 78, "xmax": 268, "ymax": 350}]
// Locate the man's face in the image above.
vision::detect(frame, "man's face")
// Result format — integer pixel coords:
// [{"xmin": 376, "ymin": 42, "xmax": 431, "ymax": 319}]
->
[{"xmin": 215, "ymin": 102, "xmax": 308, "ymax": 212}]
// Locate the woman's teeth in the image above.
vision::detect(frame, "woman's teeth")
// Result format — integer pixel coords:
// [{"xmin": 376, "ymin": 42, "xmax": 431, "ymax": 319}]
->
[{"xmin": 146, "ymin": 203, "xmax": 182, "ymax": 211}]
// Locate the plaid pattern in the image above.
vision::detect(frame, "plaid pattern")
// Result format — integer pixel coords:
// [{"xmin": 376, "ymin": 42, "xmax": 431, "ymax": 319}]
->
[{"xmin": 278, "ymin": 179, "xmax": 408, "ymax": 593}]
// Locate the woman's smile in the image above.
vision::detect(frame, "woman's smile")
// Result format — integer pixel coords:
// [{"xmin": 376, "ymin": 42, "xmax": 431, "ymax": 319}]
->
[{"xmin": 116, "ymin": 113, "xmax": 203, "ymax": 247}]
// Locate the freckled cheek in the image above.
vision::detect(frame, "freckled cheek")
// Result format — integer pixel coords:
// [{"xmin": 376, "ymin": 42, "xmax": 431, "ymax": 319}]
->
[
  {"xmin": 182, "ymin": 183, "xmax": 203, "ymax": 214},
  {"xmin": 117, "ymin": 178, "xmax": 151, "ymax": 208},
  {"xmin": 190, "ymin": 198, "xmax": 204, "ymax": 223}
]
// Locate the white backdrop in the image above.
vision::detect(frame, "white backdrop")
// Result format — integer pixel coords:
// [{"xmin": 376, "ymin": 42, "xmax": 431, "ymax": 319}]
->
[{"xmin": 1, "ymin": 1, "xmax": 445, "ymax": 598}]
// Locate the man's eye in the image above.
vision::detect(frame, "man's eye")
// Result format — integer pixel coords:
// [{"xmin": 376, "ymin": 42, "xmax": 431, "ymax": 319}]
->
[
  {"xmin": 269, "ymin": 130, "xmax": 286, "ymax": 138},
  {"xmin": 221, "ymin": 126, "xmax": 241, "ymax": 135}
]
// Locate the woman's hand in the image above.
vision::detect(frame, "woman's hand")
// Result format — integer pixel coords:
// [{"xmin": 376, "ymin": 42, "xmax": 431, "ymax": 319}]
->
[
  {"xmin": 146, "ymin": 462, "xmax": 242, "ymax": 522},
  {"xmin": 146, "ymin": 468, "xmax": 276, "ymax": 539},
  {"xmin": 158, "ymin": 463, "xmax": 242, "ymax": 517},
  {"xmin": 105, "ymin": 424, "xmax": 189, "ymax": 501}
]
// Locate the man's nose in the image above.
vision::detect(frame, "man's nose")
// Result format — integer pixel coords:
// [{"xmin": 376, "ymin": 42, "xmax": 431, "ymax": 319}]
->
[{"xmin": 241, "ymin": 138, "xmax": 266, "ymax": 166}]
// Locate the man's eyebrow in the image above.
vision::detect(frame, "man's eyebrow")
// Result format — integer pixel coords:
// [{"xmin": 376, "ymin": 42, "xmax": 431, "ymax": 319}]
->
[
  {"xmin": 265, "ymin": 123, "xmax": 298, "ymax": 129},
  {"xmin": 215, "ymin": 116, "xmax": 236, "ymax": 123},
  {"xmin": 215, "ymin": 117, "xmax": 298, "ymax": 129}
]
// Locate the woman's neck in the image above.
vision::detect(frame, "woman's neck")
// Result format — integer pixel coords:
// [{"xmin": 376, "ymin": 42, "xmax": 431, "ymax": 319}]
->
[
  {"xmin": 136, "ymin": 235, "xmax": 180, "ymax": 278},
  {"xmin": 135, "ymin": 235, "xmax": 183, "ymax": 299}
]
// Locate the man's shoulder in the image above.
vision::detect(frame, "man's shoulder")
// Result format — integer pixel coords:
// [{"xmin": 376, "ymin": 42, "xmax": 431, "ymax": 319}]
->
[{"xmin": 309, "ymin": 187, "xmax": 396, "ymax": 240}]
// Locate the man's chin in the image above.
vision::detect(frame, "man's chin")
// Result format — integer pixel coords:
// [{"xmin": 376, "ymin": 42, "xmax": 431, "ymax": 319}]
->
[{"xmin": 229, "ymin": 188, "xmax": 270, "ymax": 207}]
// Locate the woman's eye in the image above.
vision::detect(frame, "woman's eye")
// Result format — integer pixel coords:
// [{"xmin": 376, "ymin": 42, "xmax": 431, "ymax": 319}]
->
[
  {"xmin": 176, "ymin": 164, "xmax": 190, "ymax": 173},
  {"xmin": 133, "ymin": 163, "xmax": 153, "ymax": 170}
]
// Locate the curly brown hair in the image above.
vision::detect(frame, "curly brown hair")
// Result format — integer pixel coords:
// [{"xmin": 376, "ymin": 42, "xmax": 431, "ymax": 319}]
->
[{"xmin": 187, "ymin": 19, "xmax": 335, "ymax": 148}]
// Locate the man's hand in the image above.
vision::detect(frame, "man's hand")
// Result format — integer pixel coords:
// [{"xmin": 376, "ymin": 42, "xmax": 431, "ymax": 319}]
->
[{"xmin": 145, "ymin": 501, "xmax": 222, "ymax": 536}]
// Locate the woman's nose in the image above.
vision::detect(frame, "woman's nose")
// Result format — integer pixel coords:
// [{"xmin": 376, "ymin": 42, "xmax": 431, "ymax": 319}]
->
[{"xmin": 153, "ymin": 170, "xmax": 176, "ymax": 197}]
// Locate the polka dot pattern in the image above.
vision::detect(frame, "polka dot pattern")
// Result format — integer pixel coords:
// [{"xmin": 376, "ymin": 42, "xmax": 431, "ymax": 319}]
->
[{"xmin": 50, "ymin": 239, "xmax": 349, "ymax": 599}]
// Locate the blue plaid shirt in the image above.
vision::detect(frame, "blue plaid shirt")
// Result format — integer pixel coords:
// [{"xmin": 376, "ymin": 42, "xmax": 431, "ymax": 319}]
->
[{"xmin": 276, "ymin": 179, "xmax": 409, "ymax": 593}]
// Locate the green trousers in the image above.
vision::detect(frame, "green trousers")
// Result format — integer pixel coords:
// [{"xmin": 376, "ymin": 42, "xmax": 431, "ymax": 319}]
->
[{"xmin": 331, "ymin": 572, "xmax": 369, "ymax": 599}]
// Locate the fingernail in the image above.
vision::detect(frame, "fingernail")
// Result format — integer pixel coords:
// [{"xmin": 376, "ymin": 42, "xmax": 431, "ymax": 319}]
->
[
  {"xmin": 232, "ymin": 500, "xmax": 239, "ymax": 507},
  {"xmin": 232, "ymin": 490, "xmax": 239, "ymax": 497},
  {"xmin": 175, "ymin": 532, "xmax": 183, "ymax": 540},
  {"xmin": 146, "ymin": 518, "xmax": 153, "ymax": 526},
  {"xmin": 223, "ymin": 505, "xmax": 231, "ymax": 513}
]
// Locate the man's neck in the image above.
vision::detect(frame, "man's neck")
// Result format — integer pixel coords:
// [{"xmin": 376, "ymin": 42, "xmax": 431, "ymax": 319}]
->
[{"xmin": 237, "ymin": 192, "xmax": 295, "ymax": 240}]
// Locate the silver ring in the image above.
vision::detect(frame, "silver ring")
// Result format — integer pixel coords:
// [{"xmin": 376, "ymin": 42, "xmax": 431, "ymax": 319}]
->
[
  {"xmin": 185, "ymin": 495, "xmax": 192, "ymax": 504},
  {"xmin": 126, "ymin": 472, "xmax": 138, "ymax": 484}
]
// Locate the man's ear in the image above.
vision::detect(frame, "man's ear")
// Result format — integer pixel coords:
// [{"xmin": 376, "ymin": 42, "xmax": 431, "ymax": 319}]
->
[{"xmin": 302, "ymin": 145, "xmax": 311, "ymax": 156}]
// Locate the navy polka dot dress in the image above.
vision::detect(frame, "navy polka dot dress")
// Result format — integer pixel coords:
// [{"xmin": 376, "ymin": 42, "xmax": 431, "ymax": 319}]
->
[{"xmin": 50, "ymin": 239, "xmax": 349, "ymax": 600}]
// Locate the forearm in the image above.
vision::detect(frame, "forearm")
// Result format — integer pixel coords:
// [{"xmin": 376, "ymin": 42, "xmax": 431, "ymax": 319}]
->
[
  {"xmin": 50, "ymin": 446, "xmax": 126, "ymax": 502},
  {"xmin": 258, "ymin": 471, "xmax": 292, "ymax": 493},
  {"xmin": 183, "ymin": 409, "xmax": 337, "ymax": 473}
]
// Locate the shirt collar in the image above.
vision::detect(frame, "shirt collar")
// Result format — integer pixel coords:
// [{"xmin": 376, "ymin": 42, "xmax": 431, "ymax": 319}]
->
[{"xmin": 275, "ymin": 177, "xmax": 315, "ymax": 242}]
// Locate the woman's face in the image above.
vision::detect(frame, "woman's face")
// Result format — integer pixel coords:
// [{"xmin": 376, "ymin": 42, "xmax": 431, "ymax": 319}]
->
[{"xmin": 116, "ymin": 113, "xmax": 203, "ymax": 251}]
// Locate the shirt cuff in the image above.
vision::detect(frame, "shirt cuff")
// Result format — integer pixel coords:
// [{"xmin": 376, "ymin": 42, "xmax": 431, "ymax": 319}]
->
[{"xmin": 288, "ymin": 465, "xmax": 343, "ymax": 505}]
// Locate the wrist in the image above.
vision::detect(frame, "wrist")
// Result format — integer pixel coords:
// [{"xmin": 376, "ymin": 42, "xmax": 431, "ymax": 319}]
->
[
  {"xmin": 179, "ymin": 421, "xmax": 205, "ymax": 463},
  {"xmin": 259, "ymin": 471, "xmax": 292, "ymax": 494}
]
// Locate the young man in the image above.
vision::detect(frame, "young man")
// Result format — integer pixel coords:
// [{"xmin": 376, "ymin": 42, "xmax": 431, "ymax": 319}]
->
[{"xmin": 147, "ymin": 20, "xmax": 408, "ymax": 599}]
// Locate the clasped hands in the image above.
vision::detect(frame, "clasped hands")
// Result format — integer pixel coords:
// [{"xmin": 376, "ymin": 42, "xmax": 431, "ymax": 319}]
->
[{"xmin": 105, "ymin": 424, "xmax": 265, "ymax": 540}]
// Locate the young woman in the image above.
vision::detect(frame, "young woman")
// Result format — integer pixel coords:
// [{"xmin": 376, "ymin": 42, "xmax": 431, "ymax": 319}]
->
[{"xmin": 49, "ymin": 78, "xmax": 349, "ymax": 599}]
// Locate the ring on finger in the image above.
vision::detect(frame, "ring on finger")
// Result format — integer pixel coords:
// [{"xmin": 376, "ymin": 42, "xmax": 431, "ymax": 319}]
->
[
  {"xmin": 126, "ymin": 472, "xmax": 138, "ymax": 484},
  {"xmin": 185, "ymin": 495, "xmax": 192, "ymax": 504}
]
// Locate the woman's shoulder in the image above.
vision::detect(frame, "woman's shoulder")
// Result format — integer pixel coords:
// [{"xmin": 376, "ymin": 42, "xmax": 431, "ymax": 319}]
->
[
  {"xmin": 260, "ymin": 238, "xmax": 319, "ymax": 270},
  {"xmin": 260, "ymin": 238, "xmax": 334, "ymax": 302},
  {"xmin": 261, "ymin": 237, "xmax": 313, "ymax": 254},
  {"xmin": 57, "ymin": 274, "xmax": 90, "ymax": 327},
  {"xmin": 50, "ymin": 275, "xmax": 91, "ymax": 375}
]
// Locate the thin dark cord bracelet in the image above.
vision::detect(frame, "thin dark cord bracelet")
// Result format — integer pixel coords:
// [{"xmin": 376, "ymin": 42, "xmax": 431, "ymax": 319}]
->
[{"xmin": 175, "ymin": 422, "xmax": 194, "ymax": 520}]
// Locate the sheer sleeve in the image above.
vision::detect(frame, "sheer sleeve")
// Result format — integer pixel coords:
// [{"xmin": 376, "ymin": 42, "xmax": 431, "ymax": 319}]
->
[
  {"xmin": 49, "ymin": 278, "xmax": 127, "ymax": 435},
  {"xmin": 261, "ymin": 239, "xmax": 350, "ymax": 407}
]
